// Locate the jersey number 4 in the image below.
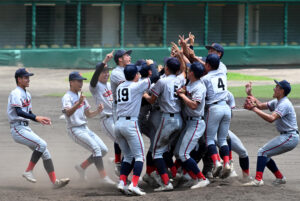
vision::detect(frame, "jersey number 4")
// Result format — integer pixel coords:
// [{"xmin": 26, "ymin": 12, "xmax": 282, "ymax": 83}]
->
[
  {"xmin": 212, "ymin": 76, "xmax": 227, "ymax": 93},
  {"xmin": 117, "ymin": 88, "xmax": 130, "ymax": 102}
]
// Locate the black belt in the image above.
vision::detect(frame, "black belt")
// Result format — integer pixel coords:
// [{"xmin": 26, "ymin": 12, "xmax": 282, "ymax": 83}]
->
[
  {"xmin": 169, "ymin": 113, "xmax": 174, "ymax": 117},
  {"xmin": 117, "ymin": 116, "xmax": 131, "ymax": 120},
  {"xmin": 13, "ymin": 121, "xmax": 29, "ymax": 126},
  {"xmin": 186, "ymin": 116, "xmax": 204, "ymax": 120},
  {"xmin": 280, "ymin": 130, "xmax": 299, "ymax": 134},
  {"xmin": 114, "ymin": 100, "xmax": 117, "ymax": 104}
]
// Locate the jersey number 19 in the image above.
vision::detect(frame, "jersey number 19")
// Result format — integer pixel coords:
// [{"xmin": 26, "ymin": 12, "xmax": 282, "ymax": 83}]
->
[{"xmin": 117, "ymin": 88, "xmax": 130, "ymax": 102}]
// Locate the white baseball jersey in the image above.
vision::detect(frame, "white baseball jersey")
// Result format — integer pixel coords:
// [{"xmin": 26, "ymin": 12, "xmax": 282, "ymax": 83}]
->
[
  {"xmin": 89, "ymin": 82, "xmax": 113, "ymax": 116},
  {"xmin": 116, "ymin": 78, "xmax": 151, "ymax": 117},
  {"xmin": 183, "ymin": 80, "xmax": 206, "ymax": 117},
  {"xmin": 62, "ymin": 91, "xmax": 90, "ymax": 128},
  {"xmin": 218, "ymin": 61, "xmax": 227, "ymax": 74},
  {"xmin": 7, "ymin": 86, "xmax": 32, "ymax": 123},
  {"xmin": 110, "ymin": 66, "xmax": 125, "ymax": 101},
  {"xmin": 267, "ymin": 97, "xmax": 298, "ymax": 132},
  {"xmin": 202, "ymin": 69, "xmax": 228, "ymax": 105},
  {"xmin": 151, "ymin": 74, "xmax": 185, "ymax": 113},
  {"xmin": 226, "ymin": 91, "xmax": 236, "ymax": 109}
]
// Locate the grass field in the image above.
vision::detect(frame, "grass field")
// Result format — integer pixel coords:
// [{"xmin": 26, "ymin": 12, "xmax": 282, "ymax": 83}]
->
[{"xmin": 54, "ymin": 72, "xmax": 300, "ymax": 98}]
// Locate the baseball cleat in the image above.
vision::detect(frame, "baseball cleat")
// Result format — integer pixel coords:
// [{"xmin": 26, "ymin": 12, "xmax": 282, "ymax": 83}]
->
[
  {"xmin": 272, "ymin": 176, "xmax": 286, "ymax": 186},
  {"xmin": 101, "ymin": 175, "xmax": 116, "ymax": 185},
  {"xmin": 243, "ymin": 179, "xmax": 264, "ymax": 187},
  {"xmin": 154, "ymin": 182, "xmax": 173, "ymax": 192},
  {"xmin": 229, "ymin": 170, "xmax": 238, "ymax": 178},
  {"xmin": 191, "ymin": 178, "xmax": 210, "ymax": 189},
  {"xmin": 212, "ymin": 161, "xmax": 222, "ymax": 178},
  {"xmin": 114, "ymin": 162, "xmax": 121, "ymax": 177},
  {"xmin": 220, "ymin": 163, "xmax": 231, "ymax": 179},
  {"xmin": 22, "ymin": 171, "xmax": 37, "ymax": 183},
  {"xmin": 75, "ymin": 165, "xmax": 87, "ymax": 181},
  {"xmin": 181, "ymin": 178, "xmax": 198, "ymax": 187},
  {"xmin": 128, "ymin": 183, "xmax": 146, "ymax": 196},
  {"xmin": 53, "ymin": 178, "xmax": 70, "ymax": 189},
  {"xmin": 117, "ymin": 180, "xmax": 132, "ymax": 195},
  {"xmin": 205, "ymin": 171, "xmax": 214, "ymax": 179},
  {"xmin": 241, "ymin": 172, "xmax": 253, "ymax": 182}
]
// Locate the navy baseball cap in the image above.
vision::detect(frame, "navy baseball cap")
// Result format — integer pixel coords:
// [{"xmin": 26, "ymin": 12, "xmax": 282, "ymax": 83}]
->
[
  {"xmin": 124, "ymin": 64, "xmax": 141, "ymax": 80},
  {"xmin": 114, "ymin": 49, "xmax": 132, "ymax": 64},
  {"xmin": 205, "ymin": 43, "xmax": 224, "ymax": 58},
  {"xmin": 69, "ymin": 71, "xmax": 87, "ymax": 81},
  {"xmin": 189, "ymin": 62, "xmax": 205, "ymax": 78},
  {"xmin": 15, "ymin": 68, "xmax": 34, "ymax": 78},
  {"xmin": 136, "ymin": 60, "xmax": 151, "ymax": 78},
  {"xmin": 274, "ymin": 80, "xmax": 291, "ymax": 96},
  {"xmin": 206, "ymin": 53, "xmax": 220, "ymax": 69},
  {"xmin": 166, "ymin": 57, "xmax": 180, "ymax": 73}
]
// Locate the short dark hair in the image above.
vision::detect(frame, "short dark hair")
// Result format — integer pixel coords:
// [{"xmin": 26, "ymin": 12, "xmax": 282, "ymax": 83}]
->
[
  {"xmin": 206, "ymin": 53, "xmax": 220, "ymax": 70},
  {"xmin": 190, "ymin": 62, "xmax": 205, "ymax": 79},
  {"xmin": 124, "ymin": 64, "xmax": 138, "ymax": 81},
  {"xmin": 166, "ymin": 57, "xmax": 180, "ymax": 74}
]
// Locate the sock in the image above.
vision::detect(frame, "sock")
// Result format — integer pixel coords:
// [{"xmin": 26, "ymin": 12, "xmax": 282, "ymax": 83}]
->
[
  {"xmin": 211, "ymin": 154, "xmax": 219, "ymax": 165},
  {"xmin": 188, "ymin": 171, "xmax": 197, "ymax": 180},
  {"xmin": 163, "ymin": 151, "xmax": 175, "ymax": 168},
  {"xmin": 183, "ymin": 158, "xmax": 201, "ymax": 177},
  {"xmin": 175, "ymin": 159, "xmax": 182, "ymax": 169},
  {"xmin": 120, "ymin": 174, "xmax": 127, "ymax": 185},
  {"xmin": 81, "ymin": 155, "xmax": 94, "ymax": 169},
  {"xmin": 160, "ymin": 173, "xmax": 169, "ymax": 185},
  {"xmin": 266, "ymin": 158, "xmax": 283, "ymax": 179},
  {"xmin": 229, "ymin": 151, "xmax": 232, "ymax": 161},
  {"xmin": 146, "ymin": 151, "xmax": 155, "ymax": 175},
  {"xmin": 227, "ymin": 137, "xmax": 232, "ymax": 160},
  {"xmin": 219, "ymin": 145, "xmax": 230, "ymax": 165},
  {"xmin": 207, "ymin": 145, "xmax": 219, "ymax": 165},
  {"xmin": 94, "ymin": 156, "xmax": 106, "ymax": 177},
  {"xmin": 255, "ymin": 156, "xmax": 267, "ymax": 181},
  {"xmin": 154, "ymin": 158, "xmax": 169, "ymax": 184},
  {"xmin": 114, "ymin": 142, "xmax": 122, "ymax": 163},
  {"xmin": 132, "ymin": 161, "xmax": 143, "ymax": 186},
  {"xmin": 170, "ymin": 166, "xmax": 177, "ymax": 178},
  {"xmin": 239, "ymin": 156, "xmax": 249, "ymax": 172},
  {"xmin": 26, "ymin": 150, "xmax": 43, "ymax": 172},
  {"xmin": 43, "ymin": 159, "xmax": 56, "ymax": 183}
]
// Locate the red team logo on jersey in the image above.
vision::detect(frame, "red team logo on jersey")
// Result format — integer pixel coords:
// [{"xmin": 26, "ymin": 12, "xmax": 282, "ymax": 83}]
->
[
  {"xmin": 75, "ymin": 101, "xmax": 86, "ymax": 109},
  {"xmin": 21, "ymin": 98, "xmax": 31, "ymax": 107},
  {"xmin": 103, "ymin": 90, "xmax": 113, "ymax": 101}
]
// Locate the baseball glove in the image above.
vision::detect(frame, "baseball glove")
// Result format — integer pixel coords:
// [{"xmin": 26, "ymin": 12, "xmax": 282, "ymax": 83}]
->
[{"xmin": 243, "ymin": 97, "xmax": 256, "ymax": 110}]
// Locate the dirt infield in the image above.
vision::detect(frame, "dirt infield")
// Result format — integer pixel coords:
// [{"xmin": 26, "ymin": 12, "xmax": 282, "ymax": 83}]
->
[{"xmin": 1, "ymin": 67, "xmax": 300, "ymax": 201}]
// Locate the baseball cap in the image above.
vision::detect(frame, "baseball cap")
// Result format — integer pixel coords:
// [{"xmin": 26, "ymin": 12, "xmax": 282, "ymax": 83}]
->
[
  {"xmin": 15, "ymin": 68, "xmax": 34, "ymax": 78},
  {"xmin": 205, "ymin": 43, "xmax": 224, "ymax": 58},
  {"xmin": 189, "ymin": 62, "xmax": 205, "ymax": 78},
  {"xmin": 124, "ymin": 64, "xmax": 141, "ymax": 81},
  {"xmin": 274, "ymin": 80, "xmax": 291, "ymax": 96},
  {"xmin": 136, "ymin": 60, "xmax": 151, "ymax": 78},
  {"xmin": 69, "ymin": 71, "xmax": 87, "ymax": 81},
  {"xmin": 166, "ymin": 57, "xmax": 180, "ymax": 74},
  {"xmin": 206, "ymin": 53, "xmax": 220, "ymax": 69},
  {"xmin": 114, "ymin": 49, "xmax": 132, "ymax": 64}
]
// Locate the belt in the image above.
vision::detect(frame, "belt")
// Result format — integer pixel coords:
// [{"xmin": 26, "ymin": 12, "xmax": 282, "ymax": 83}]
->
[
  {"xmin": 117, "ymin": 116, "xmax": 136, "ymax": 120},
  {"xmin": 11, "ymin": 121, "xmax": 29, "ymax": 126},
  {"xmin": 169, "ymin": 113, "xmax": 174, "ymax": 117},
  {"xmin": 186, "ymin": 116, "xmax": 204, "ymax": 120},
  {"xmin": 114, "ymin": 100, "xmax": 117, "ymax": 104},
  {"xmin": 280, "ymin": 130, "xmax": 299, "ymax": 134}
]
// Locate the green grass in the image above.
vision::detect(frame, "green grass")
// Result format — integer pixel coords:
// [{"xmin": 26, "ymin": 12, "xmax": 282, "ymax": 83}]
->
[
  {"xmin": 81, "ymin": 71, "xmax": 112, "ymax": 82},
  {"xmin": 227, "ymin": 72, "xmax": 273, "ymax": 81},
  {"xmin": 229, "ymin": 84, "xmax": 300, "ymax": 98}
]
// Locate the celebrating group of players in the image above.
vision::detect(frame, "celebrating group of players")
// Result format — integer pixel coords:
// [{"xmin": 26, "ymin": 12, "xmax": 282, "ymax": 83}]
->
[{"xmin": 7, "ymin": 33, "xmax": 298, "ymax": 196}]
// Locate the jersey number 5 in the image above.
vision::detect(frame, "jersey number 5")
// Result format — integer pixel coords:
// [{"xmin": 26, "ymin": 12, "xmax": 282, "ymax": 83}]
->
[{"xmin": 117, "ymin": 88, "xmax": 129, "ymax": 102}]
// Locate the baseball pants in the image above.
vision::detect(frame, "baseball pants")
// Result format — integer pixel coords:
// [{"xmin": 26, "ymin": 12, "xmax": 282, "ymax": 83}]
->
[
  {"xmin": 68, "ymin": 125, "xmax": 108, "ymax": 157},
  {"xmin": 100, "ymin": 115, "xmax": 116, "ymax": 142},
  {"xmin": 114, "ymin": 117, "xmax": 145, "ymax": 163},
  {"xmin": 11, "ymin": 124, "xmax": 51, "ymax": 160}
]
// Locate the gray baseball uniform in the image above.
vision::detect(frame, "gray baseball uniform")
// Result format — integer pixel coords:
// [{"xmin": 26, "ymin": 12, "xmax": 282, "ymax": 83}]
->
[
  {"xmin": 89, "ymin": 82, "xmax": 115, "ymax": 141},
  {"xmin": 62, "ymin": 91, "xmax": 108, "ymax": 157},
  {"xmin": 257, "ymin": 97, "xmax": 299, "ymax": 158},
  {"xmin": 8, "ymin": 86, "xmax": 51, "ymax": 160},
  {"xmin": 114, "ymin": 78, "xmax": 151, "ymax": 163},
  {"xmin": 151, "ymin": 74, "xmax": 184, "ymax": 159},
  {"xmin": 110, "ymin": 66, "xmax": 125, "ymax": 122}
]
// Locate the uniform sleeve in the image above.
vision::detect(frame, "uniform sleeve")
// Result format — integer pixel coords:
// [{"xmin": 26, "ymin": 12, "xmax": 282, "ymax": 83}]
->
[
  {"xmin": 62, "ymin": 94, "xmax": 72, "ymax": 110},
  {"xmin": 138, "ymin": 78, "xmax": 151, "ymax": 93},
  {"xmin": 226, "ymin": 91, "xmax": 236, "ymax": 109},
  {"xmin": 177, "ymin": 74, "xmax": 186, "ymax": 86},
  {"xmin": 191, "ymin": 86, "xmax": 205, "ymax": 103},
  {"xmin": 9, "ymin": 91, "xmax": 22, "ymax": 107},
  {"xmin": 89, "ymin": 84, "xmax": 97, "ymax": 96},
  {"xmin": 151, "ymin": 79, "xmax": 163, "ymax": 97},
  {"xmin": 267, "ymin": 99, "xmax": 277, "ymax": 112},
  {"xmin": 274, "ymin": 102, "xmax": 289, "ymax": 118}
]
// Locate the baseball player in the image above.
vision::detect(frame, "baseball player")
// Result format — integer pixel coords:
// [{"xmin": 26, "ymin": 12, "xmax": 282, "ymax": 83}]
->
[
  {"xmin": 202, "ymin": 53, "xmax": 231, "ymax": 178},
  {"xmin": 205, "ymin": 43, "xmax": 226, "ymax": 74},
  {"xmin": 62, "ymin": 71, "xmax": 115, "ymax": 185},
  {"xmin": 244, "ymin": 80, "xmax": 299, "ymax": 186},
  {"xmin": 115, "ymin": 64, "xmax": 151, "ymax": 196},
  {"xmin": 89, "ymin": 50, "xmax": 122, "ymax": 174},
  {"xmin": 144, "ymin": 57, "xmax": 185, "ymax": 191},
  {"xmin": 175, "ymin": 62, "xmax": 210, "ymax": 189},
  {"xmin": 7, "ymin": 68, "xmax": 70, "ymax": 189}
]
